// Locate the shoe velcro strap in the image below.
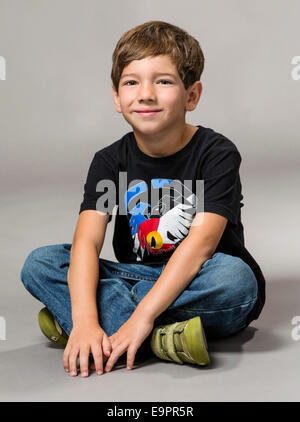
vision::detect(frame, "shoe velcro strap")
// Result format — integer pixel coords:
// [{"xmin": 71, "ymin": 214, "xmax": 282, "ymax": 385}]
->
[{"xmin": 162, "ymin": 327, "xmax": 183, "ymax": 365}]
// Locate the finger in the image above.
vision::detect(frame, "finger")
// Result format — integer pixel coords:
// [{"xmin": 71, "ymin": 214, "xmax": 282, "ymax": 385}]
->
[
  {"xmin": 79, "ymin": 347, "xmax": 90, "ymax": 377},
  {"xmin": 102, "ymin": 333, "xmax": 112, "ymax": 357},
  {"xmin": 127, "ymin": 345, "xmax": 138, "ymax": 370},
  {"xmin": 91, "ymin": 343, "xmax": 103, "ymax": 376},
  {"xmin": 69, "ymin": 349, "xmax": 79, "ymax": 377},
  {"xmin": 63, "ymin": 348, "xmax": 70, "ymax": 373},
  {"xmin": 105, "ymin": 345, "xmax": 125, "ymax": 372},
  {"xmin": 90, "ymin": 353, "xmax": 109, "ymax": 370}
]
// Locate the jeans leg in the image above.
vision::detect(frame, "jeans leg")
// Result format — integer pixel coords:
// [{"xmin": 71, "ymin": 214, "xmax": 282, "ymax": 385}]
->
[
  {"xmin": 130, "ymin": 252, "xmax": 258, "ymax": 339},
  {"xmin": 20, "ymin": 244, "xmax": 75, "ymax": 335},
  {"xmin": 20, "ymin": 244, "xmax": 144, "ymax": 337},
  {"xmin": 95, "ymin": 277, "xmax": 138, "ymax": 337}
]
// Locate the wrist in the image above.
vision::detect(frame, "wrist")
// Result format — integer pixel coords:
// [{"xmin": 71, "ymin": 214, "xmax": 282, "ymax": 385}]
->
[
  {"xmin": 72, "ymin": 314, "xmax": 99, "ymax": 326},
  {"xmin": 133, "ymin": 303, "xmax": 156, "ymax": 323}
]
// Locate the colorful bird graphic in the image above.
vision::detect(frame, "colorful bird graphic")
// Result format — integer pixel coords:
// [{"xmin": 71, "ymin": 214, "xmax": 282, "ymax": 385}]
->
[{"xmin": 125, "ymin": 179, "xmax": 198, "ymax": 261}]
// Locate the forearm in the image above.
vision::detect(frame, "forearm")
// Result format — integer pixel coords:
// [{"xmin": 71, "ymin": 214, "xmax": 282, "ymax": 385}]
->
[
  {"xmin": 134, "ymin": 236, "xmax": 213, "ymax": 322},
  {"xmin": 67, "ymin": 239, "xmax": 100, "ymax": 324}
]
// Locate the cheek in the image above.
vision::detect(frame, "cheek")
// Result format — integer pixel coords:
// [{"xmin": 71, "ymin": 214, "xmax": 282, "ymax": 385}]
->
[
  {"xmin": 118, "ymin": 89, "xmax": 135, "ymax": 106},
  {"xmin": 119, "ymin": 98, "xmax": 134, "ymax": 111},
  {"xmin": 159, "ymin": 90, "xmax": 182, "ymax": 107}
]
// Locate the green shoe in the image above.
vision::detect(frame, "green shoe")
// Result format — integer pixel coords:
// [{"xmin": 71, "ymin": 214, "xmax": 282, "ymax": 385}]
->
[
  {"xmin": 150, "ymin": 316, "xmax": 210, "ymax": 366},
  {"xmin": 38, "ymin": 307, "xmax": 69, "ymax": 348}
]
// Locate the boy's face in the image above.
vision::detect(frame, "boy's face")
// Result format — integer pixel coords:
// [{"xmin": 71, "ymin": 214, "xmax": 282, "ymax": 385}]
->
[{"xmin": 112, "ymin": 55, "xmax": 201, "ymax": 135}]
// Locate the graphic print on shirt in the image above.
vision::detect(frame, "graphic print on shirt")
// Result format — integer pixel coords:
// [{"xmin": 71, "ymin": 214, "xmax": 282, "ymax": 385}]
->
[{"xmin": 124, "ymin": 178, "xmax": 200, "ymax": 262}]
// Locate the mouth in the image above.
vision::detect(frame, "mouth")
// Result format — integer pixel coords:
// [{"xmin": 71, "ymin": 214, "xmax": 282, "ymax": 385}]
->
[{"xmin": 134, "ymin": 110, "xmax": 161, "ymax": 117}]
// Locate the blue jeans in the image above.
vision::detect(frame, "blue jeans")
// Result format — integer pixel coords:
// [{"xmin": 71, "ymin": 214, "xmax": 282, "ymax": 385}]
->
[{"xmin": 20, "ymin": 244, "xmax": 258, "ymax": 352}]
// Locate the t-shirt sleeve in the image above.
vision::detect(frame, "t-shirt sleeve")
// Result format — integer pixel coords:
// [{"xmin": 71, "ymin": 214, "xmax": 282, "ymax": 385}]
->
[
  {"xmin": 79, "ymin": 152, "xmax": 117, "ymax": 223},
  {"xmin": 201, "ymin": 141, "xmax": 242, "ymax": 225}
]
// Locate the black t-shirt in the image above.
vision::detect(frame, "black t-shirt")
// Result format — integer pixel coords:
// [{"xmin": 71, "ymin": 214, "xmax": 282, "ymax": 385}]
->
[{"xmin": 79, "ymin": 124, "xmax": 266, "ymax": 324}]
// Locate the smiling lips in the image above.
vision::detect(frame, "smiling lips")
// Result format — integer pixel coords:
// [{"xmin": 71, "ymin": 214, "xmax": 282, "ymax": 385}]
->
[{"xmin": 135, "ymin": 110, "xmax": 161, "ymax": 117}]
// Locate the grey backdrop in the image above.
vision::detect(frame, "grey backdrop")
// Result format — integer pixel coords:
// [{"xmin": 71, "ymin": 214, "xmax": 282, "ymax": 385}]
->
[{"xmin": 0, "ymin": 0, "xmax": 299, "ymax": 402}]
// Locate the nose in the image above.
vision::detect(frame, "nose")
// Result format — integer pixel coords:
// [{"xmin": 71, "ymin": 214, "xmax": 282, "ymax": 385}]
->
[{"xmin": 137, "ymin": 81, "xmax": 156, "ymax": 102}]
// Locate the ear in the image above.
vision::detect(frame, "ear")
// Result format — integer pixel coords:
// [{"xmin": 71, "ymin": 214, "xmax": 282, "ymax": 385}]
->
[
  {"xmin": 112, "ymin": 83, "xmax": 122, "ymax": 113},
  {"xmin": 185, "ymin": 81, "xmax": 202, "ymax": 112}
]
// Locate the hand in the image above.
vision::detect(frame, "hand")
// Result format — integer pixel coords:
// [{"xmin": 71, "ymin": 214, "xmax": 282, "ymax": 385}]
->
[
  {"xmin": 104, "ymin": 311, "xmax": 154, "ymax": 372},
  {"xmin": 63, "ymin": 320, "xmax": 112, "ymax": 377}
]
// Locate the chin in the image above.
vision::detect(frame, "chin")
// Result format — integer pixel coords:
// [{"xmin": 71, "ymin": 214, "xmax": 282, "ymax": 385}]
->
[{"xmin": 130, "ymin": 119, "xmax": 169, "ymax": 134}]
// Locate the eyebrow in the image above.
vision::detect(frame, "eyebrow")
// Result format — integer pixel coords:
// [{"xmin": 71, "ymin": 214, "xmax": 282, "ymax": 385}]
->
[{"xmin": 120, "ymin": 72, "xmax": 176, "ymax": 80}]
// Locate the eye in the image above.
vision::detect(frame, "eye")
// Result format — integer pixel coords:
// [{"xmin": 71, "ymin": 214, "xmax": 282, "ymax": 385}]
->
[
  {"xmin": 158, "ymin": 80, "xmax": 172, "ymax": 85},
  {"xmin": 123, "ymin": 79, "xmax": 173, "ymax": 86},
  {"xmin": 123, "ymin": 80, "xmax": 137, "ymax": 86}
]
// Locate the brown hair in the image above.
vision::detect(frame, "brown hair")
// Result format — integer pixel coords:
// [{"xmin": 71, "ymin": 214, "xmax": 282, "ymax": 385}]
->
[{"xmin": 111, "ymin": 20, "xmax": 205, "ymax": 94}]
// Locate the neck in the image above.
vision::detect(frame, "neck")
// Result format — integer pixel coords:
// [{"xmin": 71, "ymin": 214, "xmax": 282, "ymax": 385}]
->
[{"xmin": 133, "ymin": 123, "xmax": 198, "ymax": 158}]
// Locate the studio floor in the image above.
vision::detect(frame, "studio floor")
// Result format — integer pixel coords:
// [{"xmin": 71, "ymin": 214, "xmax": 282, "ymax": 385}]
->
[{"xmin": 1, "ymin": 175, "xmax": 299, "ymax": 402}]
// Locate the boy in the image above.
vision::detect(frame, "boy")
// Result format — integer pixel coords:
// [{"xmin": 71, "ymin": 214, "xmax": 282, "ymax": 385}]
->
[{"xmin": 20, "ymin": 20, "xmax": 266, "ymax": 378}]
